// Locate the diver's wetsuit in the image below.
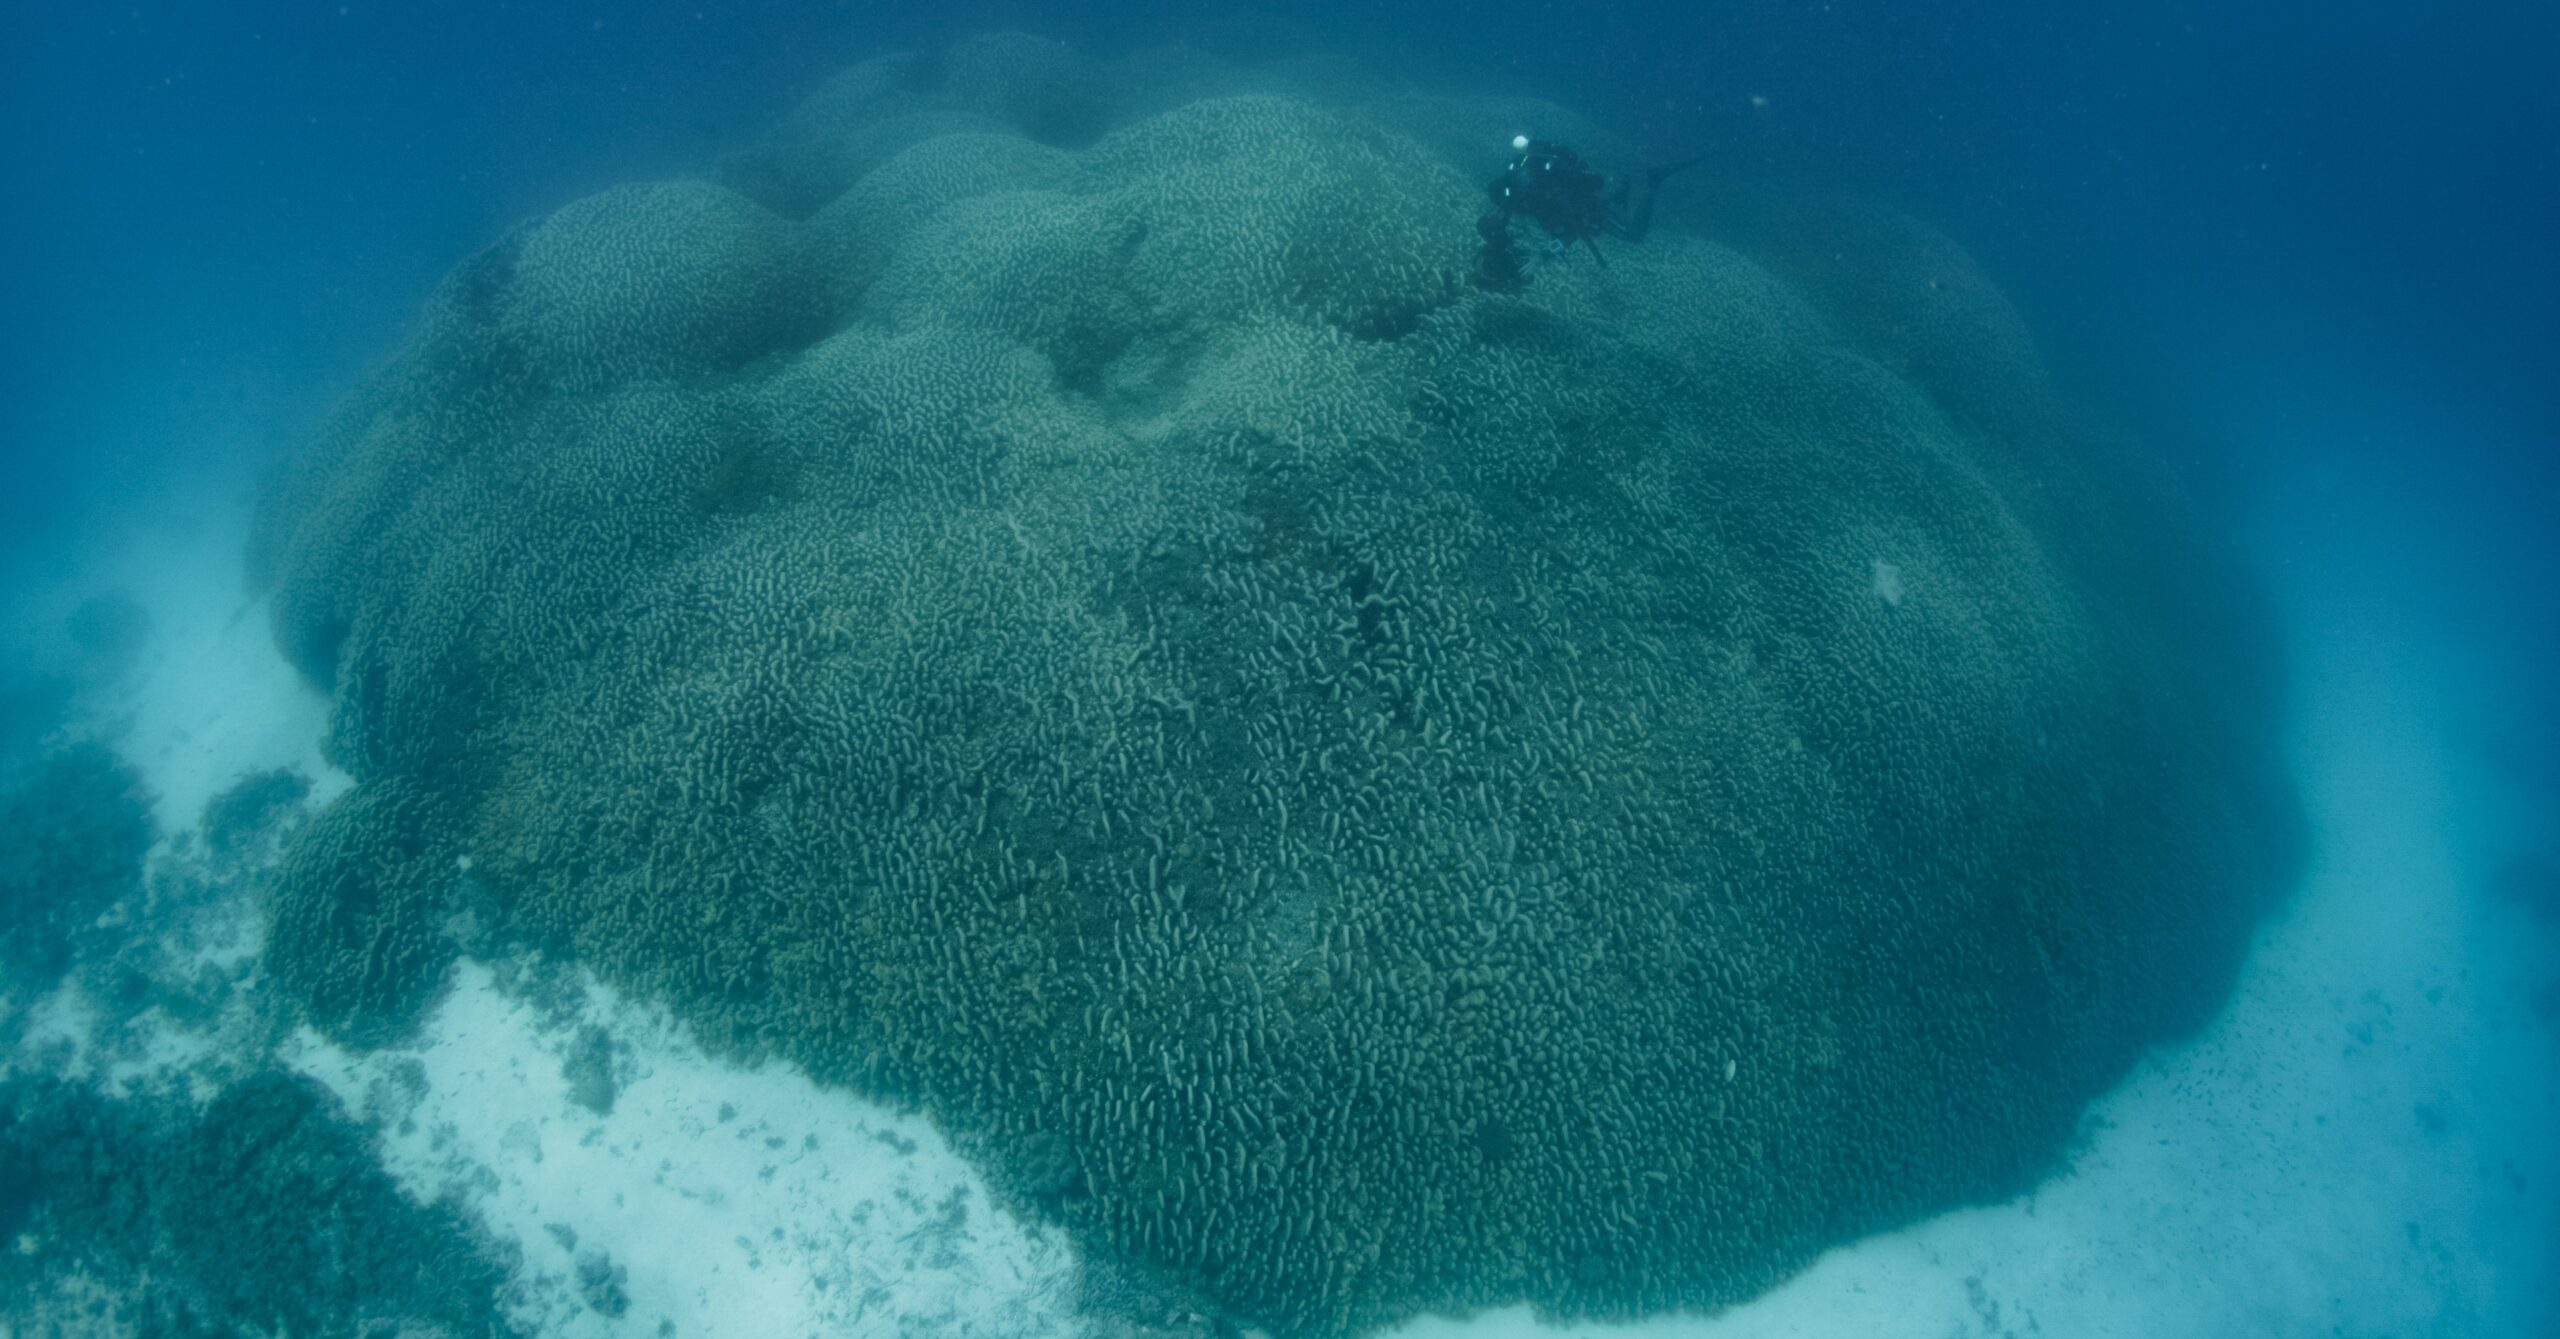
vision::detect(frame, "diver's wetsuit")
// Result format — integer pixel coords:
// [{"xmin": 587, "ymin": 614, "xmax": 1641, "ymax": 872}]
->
[{"xmin": 1475, "ymin": 139, "xmax": 1689, "ymax": 290}]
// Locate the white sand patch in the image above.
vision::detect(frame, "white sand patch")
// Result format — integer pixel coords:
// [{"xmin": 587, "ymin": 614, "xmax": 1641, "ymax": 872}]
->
[
  {"xmin": 4, "ymin": 481, "xmax": 342, "ymax": 836},
  {"xmin": 79, "ymin": 500, "xmax": 345, "ymax": 835},
  {"xmin": 2, "ymin": 979, "xmax": 219, "ymax": 1101},
  {"xmin": 1869, "ymin": 558, "xmax": 1904, "ymax": 607},
  {"xmin": 6, "ymin": 980, "xmax": 104, "ymax": 1079},
  {"xmin": 284, "ymin": 959, "xmax": 1083, "ymax": 1339},
  {"xmin": 4, "ymin": 880, "xmax": 270, "ymax": 1106}
]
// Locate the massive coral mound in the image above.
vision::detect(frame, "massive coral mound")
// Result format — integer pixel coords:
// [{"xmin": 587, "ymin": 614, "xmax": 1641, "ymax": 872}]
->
[{"xmin": 246, "ymin": 35, "xmax": 2298, "ymax": 1337}]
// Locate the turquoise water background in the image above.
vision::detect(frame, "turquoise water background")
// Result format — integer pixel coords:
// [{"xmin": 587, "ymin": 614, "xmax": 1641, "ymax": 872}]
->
[{"xmin": 2, "ymin": 4, "xmax": 2551, "ymax": 1335}]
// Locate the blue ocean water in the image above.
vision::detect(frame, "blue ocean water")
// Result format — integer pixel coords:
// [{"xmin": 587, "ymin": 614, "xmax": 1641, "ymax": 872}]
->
[{"xmin": 3, "ymin": 3, "xmax": 2552, "ymax": 1336}]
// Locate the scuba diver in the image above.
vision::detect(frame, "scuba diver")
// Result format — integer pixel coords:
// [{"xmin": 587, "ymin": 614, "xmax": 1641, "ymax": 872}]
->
[{"xmin": 1475, "ymin": 135, "xmax": 1697, "ymax": 291}]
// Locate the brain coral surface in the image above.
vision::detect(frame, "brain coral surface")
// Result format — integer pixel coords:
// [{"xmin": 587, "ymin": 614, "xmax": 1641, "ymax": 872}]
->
[{"xmin": 249, "ymin": 38, "xmax": 2298, "ymax": 1338}]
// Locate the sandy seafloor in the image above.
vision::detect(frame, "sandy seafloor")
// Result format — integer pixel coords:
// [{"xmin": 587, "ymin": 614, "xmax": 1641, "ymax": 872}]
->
[{"xmin": 5, "ymin": 428, "xmax": 2554, "ymax": 1336}]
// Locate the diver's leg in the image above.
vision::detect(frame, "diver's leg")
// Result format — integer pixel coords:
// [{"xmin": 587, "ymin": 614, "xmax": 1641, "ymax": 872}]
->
[{"xmin": 1474, "ymin": 210, "xmax": 1527, "ymax": 291}]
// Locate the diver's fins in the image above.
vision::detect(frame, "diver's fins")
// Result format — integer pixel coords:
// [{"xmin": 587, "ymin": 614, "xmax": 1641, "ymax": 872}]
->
[
  {"xmin": 1646, "ymin": 155, "xmax": 1704, "ymax": 189},
  {"xmin": 1619, "ymin": 156, "xmax": 1703, "ymax": 243}
]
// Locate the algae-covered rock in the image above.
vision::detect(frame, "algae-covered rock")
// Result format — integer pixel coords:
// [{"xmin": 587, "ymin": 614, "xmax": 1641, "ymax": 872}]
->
[
  {"xmin": 247, "ymin": 36, "xmax": 2297, "ymax": 1337},
  {"xmin": 1, "ymin": 741, "xmax": 153, "ymax": 989},
  {"xmin": 0, "ymin": 1072, "xmax": 518, "ymax": 1337}
]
